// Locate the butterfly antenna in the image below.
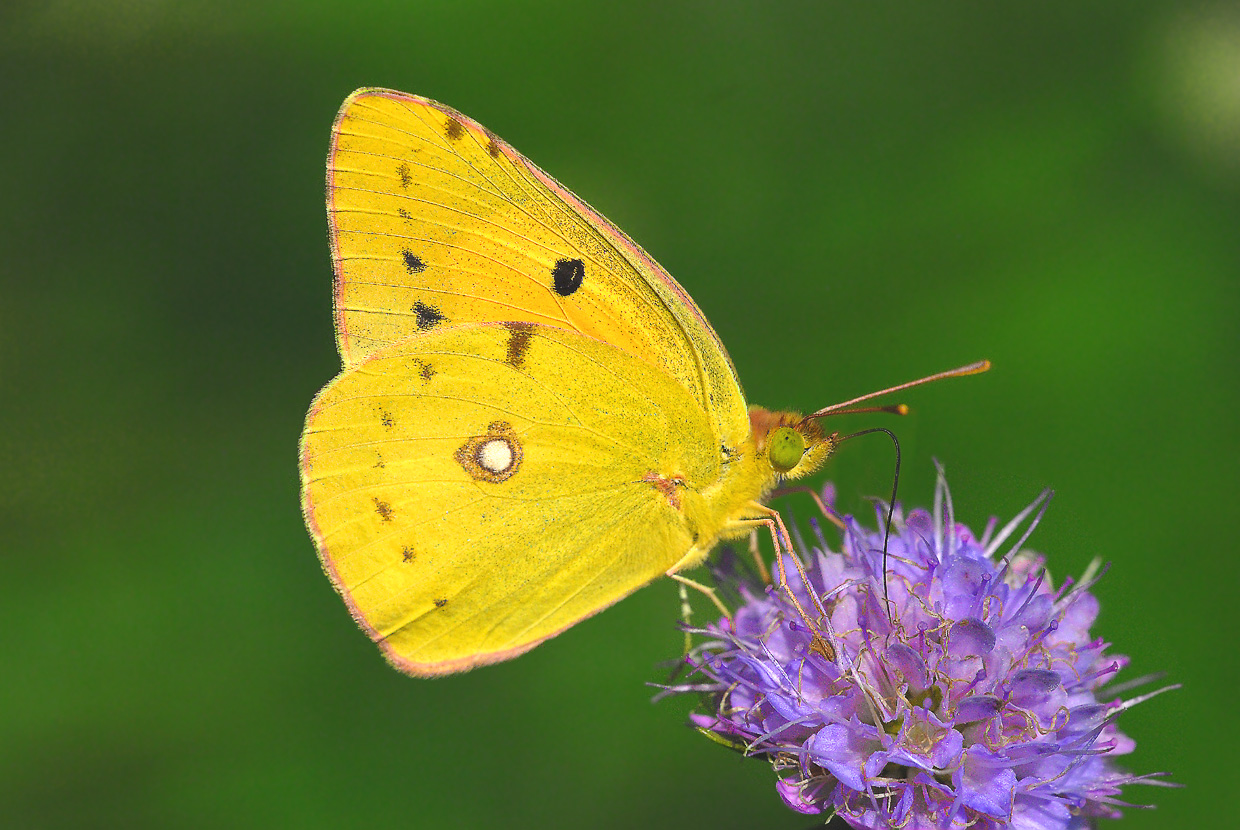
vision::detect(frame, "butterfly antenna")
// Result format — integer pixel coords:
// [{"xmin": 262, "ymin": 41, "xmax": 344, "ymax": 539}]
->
[
  {"xmin": 825, "ymin": 403, "xmax": 909, "ymax": 418},
  {"xmin": 837, "ymin": 427, "xmax": 901, "ymax": 623},
  {"xmin": 802, "ymin": 360, "xmax": 990, "ymax": 422}
]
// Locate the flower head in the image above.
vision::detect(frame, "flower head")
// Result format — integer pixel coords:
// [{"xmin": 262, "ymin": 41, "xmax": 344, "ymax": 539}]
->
[{"xmin": 666, "ymin": 474, "xmax": 1175, "ymax": 829}]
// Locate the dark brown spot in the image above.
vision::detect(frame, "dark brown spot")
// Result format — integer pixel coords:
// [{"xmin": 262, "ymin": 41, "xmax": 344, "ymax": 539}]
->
[
  {"xmin": 374, "ymin": 455, "xmax": 385, "ymax": 469},
  {"xmin": 434, "ymin": 598, "xmax": 448, "ymax": 608},
  {"xmin": 552, "ymin": 258, "xmax": 585, "ymax": 296},
  {"xmin": 413, "ymin": 301, "xmax": 446, "ymax": 330},
  {"xmin": 504, "ymin": 322, "xmax": 535, "ymax": 370},
  {"xmin": 410, "ymin": 359, "xmax": 436, "ymax": 385},
  {"xmin": 401, "ymin": 249, "xmax": 427, "ymax": 274},
  {"xmin": 397, "ymin": 208, "xmax": 411, "ymax": 220},
  {"xmin": 380, "ymin": 409, "xmax": 394, "ymax": 429},
  {"xmin": 396, "ymin": 163, "xmax": 411, "ymax": 189},
  {"xmin": 455, "ymin": 421, "xmax": 523, "ymax": 483},
  {"xmin": 402, "ymin": 546, "xmax": 415, "ymax": 563},
  {"xmin": 444, "ymin": 117, "xmax": 465, "ymax": 141},
  {"xmin": 373, "ymin": 498, "xmax": 394, "ymax": 521},
  {"xmin": 486, "ymin": 136, "xmax": 501, "ymax": 158}
]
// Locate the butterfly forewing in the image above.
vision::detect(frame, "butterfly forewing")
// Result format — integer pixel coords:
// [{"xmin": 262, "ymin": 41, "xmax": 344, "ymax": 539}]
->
[{"xmin": 327, "ymin": 89, "xmax": 749, "ymax": 449}]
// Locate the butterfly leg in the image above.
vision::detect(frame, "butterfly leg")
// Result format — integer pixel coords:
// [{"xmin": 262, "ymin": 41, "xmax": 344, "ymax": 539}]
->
[
  {"xmin": 676, "ymin": 580, "xmax": 693, "ymax": 654},
  {"xmin": 768, "ymin": 486, "xmax": 845, "ymax": 530},
  {"xmin": 668, "ymin": 571, "xmax": 732, "ymax": 620},
  {"xmin": 747, "ymin": 530, "xmax": 772, "ymax": 584},
  {"xmin": 734, "ymin": 503, "xmax": 838, "ymax": 661}
]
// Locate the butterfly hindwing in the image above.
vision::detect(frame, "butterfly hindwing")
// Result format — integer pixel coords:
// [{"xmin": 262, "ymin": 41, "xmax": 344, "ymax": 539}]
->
[
  {"xmin": 300, "ymin": 323, "xmax": 721, "ymax": 675},
  {"xmin": 327, "ymin": 88, "xmax": 749, "ymax": 448}
]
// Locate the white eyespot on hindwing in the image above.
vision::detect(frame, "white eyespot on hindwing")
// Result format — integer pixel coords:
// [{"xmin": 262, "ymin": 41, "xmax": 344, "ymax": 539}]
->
[{"xmin": 455, "ymin": 421, "xmax": 523, "ymax": 483}]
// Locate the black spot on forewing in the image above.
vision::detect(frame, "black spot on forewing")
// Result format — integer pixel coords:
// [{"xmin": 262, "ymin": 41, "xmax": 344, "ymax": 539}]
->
[
  {"xmin": 380, "ymin": 409, "xmax": 394, "ymax": 429},
  {"xmin": 401, "ymin": 249, "xmax": 427, "ymax": 274},
  {"xmin": 434, "ymin": 598, "xmax": 448, "ymax": 608},
  {"xmin": 373, "ymin": 498, "xmax": 394, "ymax": 522},
  {"xmin": 397, "ymin": 208, "xmax": 411, "ymax": 220},
  {"xmin": 402, "ymin": 546, "xmax": 416, "ymax": 563},
  {"xmin": 444, "ymin": 117, "xmax": 465, "ymax": 141},
  {"xmin": 552, "ymin": 258, "xmax": 585, "ymax": 296},
  {"xmin": 413, "ymin": 301, "xmax": 447, "ymax": 330},
  {"xmin": 503, "ymin": 322, "xmax": 535, "ymax": 370},
  {"xmin": 396, "ymin": 163, "xmax": 412, "ymax": 189}
]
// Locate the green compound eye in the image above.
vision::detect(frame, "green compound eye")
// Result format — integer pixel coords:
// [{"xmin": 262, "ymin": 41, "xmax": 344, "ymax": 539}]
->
[{"xmin": 768, "ymin": 426, "xmax": 805, "ymax": 473}]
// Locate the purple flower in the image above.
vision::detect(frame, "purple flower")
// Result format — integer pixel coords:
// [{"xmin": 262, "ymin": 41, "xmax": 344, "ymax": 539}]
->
[{"xmin": 663, "ymin": 473, "xmax": 1176, "ymax": 828}]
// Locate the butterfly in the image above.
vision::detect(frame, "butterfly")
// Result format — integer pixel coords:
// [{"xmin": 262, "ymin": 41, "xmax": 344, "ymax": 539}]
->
[{"xmin": 300, "ymin": 88, "xmax": 986, "ymax": 676}]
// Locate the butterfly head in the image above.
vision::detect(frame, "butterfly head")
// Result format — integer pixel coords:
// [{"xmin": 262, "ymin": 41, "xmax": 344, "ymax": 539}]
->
[{"xmin": 749, "ymin": 407, "xmax": 838, "ymax": 480}]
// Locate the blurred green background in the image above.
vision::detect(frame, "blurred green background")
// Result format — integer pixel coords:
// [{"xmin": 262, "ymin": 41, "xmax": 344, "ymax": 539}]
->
[{"xmin": 2, "ymin": 1, "xmax": 1234, "ymax": 827}]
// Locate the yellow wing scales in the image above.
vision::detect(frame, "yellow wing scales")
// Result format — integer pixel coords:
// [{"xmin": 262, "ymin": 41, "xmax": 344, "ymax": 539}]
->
[
  {"xmin": 301, "ymin": 323, "xmax": 722, "ymax": 675},
  {"xmin": 327, "ymin": 88, "xmax": 749, "ymax": 448}
]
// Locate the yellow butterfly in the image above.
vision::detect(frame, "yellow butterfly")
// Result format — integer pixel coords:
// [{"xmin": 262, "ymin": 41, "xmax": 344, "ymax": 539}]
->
[{"xmin": 300, "ymin": 88, "xmax": 985, "ymax": 676}]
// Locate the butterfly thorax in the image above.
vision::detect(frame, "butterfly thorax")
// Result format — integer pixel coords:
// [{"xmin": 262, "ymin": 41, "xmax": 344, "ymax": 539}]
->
[{"xmin": 670, "ymin": 406, "xmax": 837, "ymax": 573}]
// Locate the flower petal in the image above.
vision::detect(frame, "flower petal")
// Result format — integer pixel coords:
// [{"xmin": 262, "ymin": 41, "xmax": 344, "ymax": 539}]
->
[
  {"xmin": 808, "ymin": 722, "xmax": 878, "ymax": 792},
  {"xmin": 947, "ymin": 617, "xmax": 997, "ymax": 658},
  {"xmin": 954, "ymin": 694, "xmax": 1003, "ymax": 724},
  {"xmin": 954, "ymin": 745, "xmax": 1016, "ymax": 818},
  {"xmin": 775, "ymin": 778, "xmax": 822, "ymax": 814},
  {"xmin": 1009, "ymin": 668, "xmax": 1064, "ymax": 712},
  {"xmin": 885, "ymin": 641, "xmax": 929, "ymax": 688},
  {"xmin": 1011, "ymin": 793, "xmax": 1072, "ymax": 830}
]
